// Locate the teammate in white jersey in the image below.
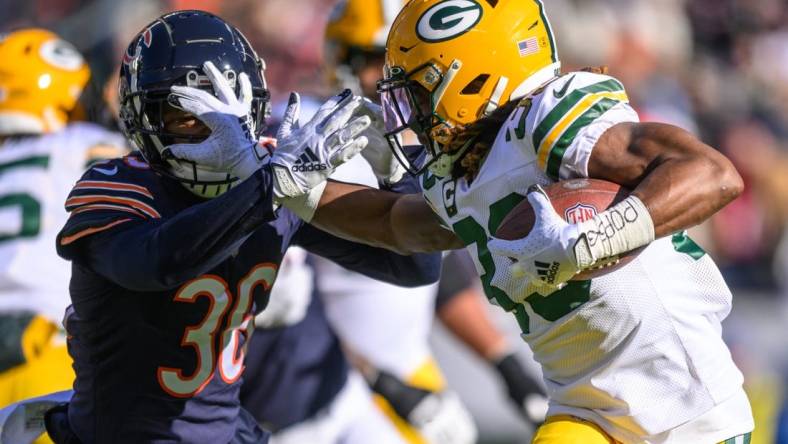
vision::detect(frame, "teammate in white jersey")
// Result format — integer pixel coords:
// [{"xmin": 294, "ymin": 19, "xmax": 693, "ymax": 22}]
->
[
  {"xmin": 0, "ymin": 29, "xmax": 126, "ymax": 409},
  {"xmin": 197, "ymin": 1, "xmax": 752, "ymax": 442}
]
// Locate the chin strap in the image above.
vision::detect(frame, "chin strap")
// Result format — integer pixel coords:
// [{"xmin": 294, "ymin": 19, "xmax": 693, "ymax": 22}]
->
[
  {"xmin": 427, "ymin": 138, "xmax": 475, "ymax": 178},
  {"xmin": 482, "ymin": 76, "xmax": 509, "ymax": 116}
]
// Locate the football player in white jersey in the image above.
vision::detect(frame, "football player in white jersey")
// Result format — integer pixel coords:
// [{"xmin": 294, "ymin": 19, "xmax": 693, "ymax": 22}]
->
[
  {"xmin": 324, "ymin": 1, "xmax": 548, "ymax": 437},
  {"xmin": 188, "ymin": 1, "xmax": 753, "ymax": 442},
  {"xmin": 316, "ymin": 0, "xmax": 752, "ymax": 442},
  {"xmin": 0, "ymin": 29, "xmax": 126, "ymax": 410}
]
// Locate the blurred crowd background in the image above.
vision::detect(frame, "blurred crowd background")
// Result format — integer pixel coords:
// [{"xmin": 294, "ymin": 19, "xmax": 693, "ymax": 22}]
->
[{"xmin": 3, "ymin": 0, "xmax": 788, "ymax": 442}]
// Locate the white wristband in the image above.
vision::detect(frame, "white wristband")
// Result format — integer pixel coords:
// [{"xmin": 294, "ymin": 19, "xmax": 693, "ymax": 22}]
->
[
  {"xmin": 272, "ymin": 164, "xmax": 301, "ymax": 200},
  {"xmin": 278, "ymin": 181, "xmax": 327, "ymax": 222},
  {"xmin": 574, "ymin": 195, "xmax": 655, "ymax": 268}
]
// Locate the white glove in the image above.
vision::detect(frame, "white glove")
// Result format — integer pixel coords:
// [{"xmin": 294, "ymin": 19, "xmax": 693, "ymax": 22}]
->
[
  {"xmin": 488, "ymin": 185, "xmax": 594, "ymax": 296},
  {"xmin": 271, "ymin": 90, "xmax": 371, "ymax": 220},
  {"xmin": 167, "ymin": 61, "xmax": 265, "ymax": 180},
  {"xmin": 409, "ymin": 391, "xmax": 478, "ymax": 444},
  {"xmin": 356, "ymin": 98, "xmax": 407, "ymax": 184}
]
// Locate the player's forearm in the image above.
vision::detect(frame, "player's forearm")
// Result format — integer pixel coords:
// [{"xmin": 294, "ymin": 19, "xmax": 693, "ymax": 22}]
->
[
  {"xmin": 590, "ymin": 122, "xmax": 744, "ymax": 238},
  {"xmin": 310, "ymin": 181, "xmax": 462, "ymax": 254}
]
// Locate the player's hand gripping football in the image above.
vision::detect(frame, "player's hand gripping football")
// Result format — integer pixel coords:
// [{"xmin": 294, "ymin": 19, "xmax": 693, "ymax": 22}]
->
[
  {"xmin": 488, "ymin": 185, "xmax": 595, "ymax": 296},
  {"xmin": 167, "ymin": 61, "xmax": 264, "ymax": 181}
]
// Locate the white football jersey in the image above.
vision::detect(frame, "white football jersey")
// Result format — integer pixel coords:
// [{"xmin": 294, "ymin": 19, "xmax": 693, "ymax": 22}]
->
[
  {"xmin": 421, "ymin": 72, "xmax": 753, "ymax": 443},
  {"xmin": 0, "ymin": 123, "xmax": 127, "ymax": 323}
]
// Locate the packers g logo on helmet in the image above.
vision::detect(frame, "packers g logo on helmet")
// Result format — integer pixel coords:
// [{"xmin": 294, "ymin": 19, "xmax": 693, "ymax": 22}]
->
[
  {"xmin": 416, "ymin": 0, "xmax": 483, "ymax": 43},
  {"xmin": 39, "ymin": 39, "xmax": 85, "ymax": 72},
  {"xmin": 379, "ymin": 0, "xmax": 561, "ymax": 177}
]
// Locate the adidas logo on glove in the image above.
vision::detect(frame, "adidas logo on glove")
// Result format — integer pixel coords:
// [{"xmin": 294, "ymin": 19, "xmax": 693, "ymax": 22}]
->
[
  {"xmin": 535, "ymin": 261, "xmax": 561, "ymax": 285},
  {"xmin": 291, "ymin": 148, "xmax": 328, "ymax": 172}
]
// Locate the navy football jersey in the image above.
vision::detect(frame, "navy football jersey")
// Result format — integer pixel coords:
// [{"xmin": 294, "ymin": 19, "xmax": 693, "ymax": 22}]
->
[{"xmin": 56, "ymin": 153, "xmax": 440, "ymax": 443}]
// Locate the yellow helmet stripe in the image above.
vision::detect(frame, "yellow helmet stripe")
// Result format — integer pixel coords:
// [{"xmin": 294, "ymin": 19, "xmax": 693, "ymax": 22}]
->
[{"xmin": 539, "ymin": 92, "xmax": 629, "ymax": 180}]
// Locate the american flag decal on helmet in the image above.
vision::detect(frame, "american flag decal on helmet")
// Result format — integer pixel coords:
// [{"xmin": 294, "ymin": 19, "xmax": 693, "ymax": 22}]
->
[{"xmin": 517, "ymin": 37, "xmax": 539, "ymax": 57}]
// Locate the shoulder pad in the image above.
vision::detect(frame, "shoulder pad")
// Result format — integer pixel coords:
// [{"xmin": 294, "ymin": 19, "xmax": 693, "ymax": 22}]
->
[
  {"xmin": 66, "ymin": 153, "xmax": 161, "ymax": 220},
  {"xmin": 527, "ymin": 72, "xmax": 630, "ymax": 178},
  {"xmin": 58, "ymin": 153, "xmax": 161, "ymax": 252}
]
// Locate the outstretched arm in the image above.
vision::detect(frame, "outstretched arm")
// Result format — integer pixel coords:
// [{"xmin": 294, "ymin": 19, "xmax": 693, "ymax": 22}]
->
[
  {"xmin": 589, "ymin": 121, "xmax": 743, "ymax": 237},
  {"xmin": 309, "ymin": 181, "xmax": 464, "ymax": 255}
]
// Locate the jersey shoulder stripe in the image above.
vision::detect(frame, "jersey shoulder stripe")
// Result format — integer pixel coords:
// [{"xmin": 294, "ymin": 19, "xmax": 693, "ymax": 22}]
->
[
  {"xmin": 73, "ymin": 180, "xmax": 154, "ymax": 199},
  {"xmin": 59, "ymin": 218, "xmax": 134, "ymax": 246},
  {"xmin": 65, "ymin": 194, "xmax": 160, "ymax": 219},
  {"xmin": 531, "ymin": 74, "xmax": 629, "ymax": 179},
  {"xmin": 58, "ymin": 153, "xmax": 162, "ymax": 249},
  {"xmin": 65, "ymin": 155, "xmax": 159, "ymax": 219}
]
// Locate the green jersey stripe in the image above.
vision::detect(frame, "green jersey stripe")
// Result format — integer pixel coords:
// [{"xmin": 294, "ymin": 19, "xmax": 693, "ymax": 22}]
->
[
  {"xmin": 532, "ymin": 79, "xmax": 624, "ymax": 153},
  {"xmin": 545, "ymin": 97, "xmax": 621, "ymax": 179},
  {"xmin": 719, "ymin": 433, "xmax": 751, "ymax": 444},
  {"xmin": 0, "ymin": 155, "xmax": 50, "ymax": 175}
]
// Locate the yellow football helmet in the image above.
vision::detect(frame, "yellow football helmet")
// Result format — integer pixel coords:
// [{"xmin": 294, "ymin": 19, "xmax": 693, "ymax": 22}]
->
[
  {"xmin": 0, "ymin": 29, "xmax": 90, "ymax": 135},
  {"xmin": 378, "ymin": 0, "xmax": 561, "ymax": 176},
  {"xmin": 324, "ymin": 0, "xmax": 405, "ymax": 94}
]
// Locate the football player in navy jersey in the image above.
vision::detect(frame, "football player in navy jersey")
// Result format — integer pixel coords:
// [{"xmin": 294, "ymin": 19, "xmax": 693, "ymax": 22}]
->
[{"xmin": 52, "ymin": 10, "xmax": 442, "ymax": 444}]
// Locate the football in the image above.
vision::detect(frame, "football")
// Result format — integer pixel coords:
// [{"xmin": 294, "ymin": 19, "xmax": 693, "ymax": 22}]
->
[{"xmin": 495, "ymin": 179, "xmax": 642, "ymax": 280}]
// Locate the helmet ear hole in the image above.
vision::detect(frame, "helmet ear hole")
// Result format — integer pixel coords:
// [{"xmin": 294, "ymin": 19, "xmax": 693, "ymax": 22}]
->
[{"xmin": 460, "ymin": 74, "xmax": 490, "ymax": 95}]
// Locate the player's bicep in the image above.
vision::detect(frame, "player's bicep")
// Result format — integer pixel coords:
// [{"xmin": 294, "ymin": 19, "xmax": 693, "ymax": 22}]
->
[
  {"xmin": 586, "ymin": 122, "xmax": 661, "ymax": 188},
  {"xmin": 588, "ymin": 121, "xmax": 721, "ymax": 188}
]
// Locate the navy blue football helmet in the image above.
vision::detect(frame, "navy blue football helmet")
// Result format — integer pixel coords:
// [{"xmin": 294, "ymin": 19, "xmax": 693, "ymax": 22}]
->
[{"xmin": 118, "ymin": 10, "xmax": 270, "ymax": 197}]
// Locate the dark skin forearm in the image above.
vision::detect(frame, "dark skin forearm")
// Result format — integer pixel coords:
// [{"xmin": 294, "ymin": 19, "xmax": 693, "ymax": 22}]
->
[
  {"xmin": 310, "ymin": 181, "xmax": 463, "ymax": 254},
  {"xmin": 589, "ymin": 122, "xmax": 744, "ymax": 238}
]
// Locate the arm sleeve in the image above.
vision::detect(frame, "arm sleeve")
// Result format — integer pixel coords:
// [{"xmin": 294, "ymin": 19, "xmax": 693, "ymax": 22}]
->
[
  {"xmin": 435, "ymin": 250, "xmax": 479, "ymax": 310},
  {"xmin": 382, "ymin": 173, "xmax": 421, "ymax": 195},
  {"xmin": 57, "ymin": 166, "xmax": 277, "ymax": 291},
  {"xmin": 293, "ymin": 223, "xmax": 441, "ymax": 288},
  {"xmin": 527, "ymin": 72, "xmax": 640, "ymax": 180}
]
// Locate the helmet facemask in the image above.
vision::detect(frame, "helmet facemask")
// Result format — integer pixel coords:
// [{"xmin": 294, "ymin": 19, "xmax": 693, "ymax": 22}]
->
[
  {"xmin": 378, "ymin": 61, "xmax": 473, "ymax": 177},
  {"xmin": 118, "ymin": 11, "xmax": 271, "ymax": 198},
  {"xmin": 120, "ymin": 68, "xmax": 269, "ymax": 198}
]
